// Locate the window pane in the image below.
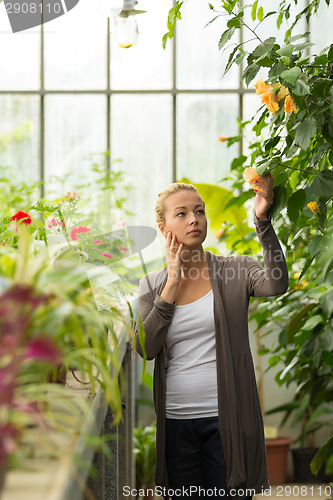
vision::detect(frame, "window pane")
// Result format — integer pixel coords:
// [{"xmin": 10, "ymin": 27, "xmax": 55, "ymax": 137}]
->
[
  {"xmin": 111, "ymin": 95, "xmax": 172, "ymax": 227},
  {"xmin": 0, "ymin": 7, "xmax": 40, "ymax": 90},
  {"xmin": 176, "ymin": 2, "xmax": 239, "ymax": 89},
  {"xmin": 243, "ymin": 0, "xmax": 306, "ymax": 49},
  {"xmin": 0, "ymin": 95, "xmax": 40, "ymax": 180},
  {"xmin": 177, "ymin": 94, "xmax": 239, "ymax": 185},
  {"xmin": 44, "ymin": 95, "xmax": 106, "ymax": 196},
  {"xmin": 310, "ymin": 3, "xmax": 333, "ymax": 54},
  {"xmin": 110, "ymin": 0, "xmax": 172, "ymax": 90},
  {"xmin": 44, "ymin": 0, "xmax": 106, "ymax": 89}
]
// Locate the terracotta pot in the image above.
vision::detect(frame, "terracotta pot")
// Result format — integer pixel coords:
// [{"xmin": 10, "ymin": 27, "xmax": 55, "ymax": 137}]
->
[{"xmin": 265, "ymin": 436, "xmax": 293, "ymax": 485}]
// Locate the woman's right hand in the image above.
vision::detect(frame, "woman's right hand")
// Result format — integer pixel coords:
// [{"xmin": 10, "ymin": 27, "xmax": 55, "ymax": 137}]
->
[{"xmin": 160, "ymin": 231, "xmax": 183, "ymax": 304}]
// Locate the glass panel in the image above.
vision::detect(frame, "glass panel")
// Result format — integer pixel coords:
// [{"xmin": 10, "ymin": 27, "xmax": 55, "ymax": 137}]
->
[
  {"xmin": 0, "ymin": 95, "xmax": 40, "ymax": 180},
  {"xmin": 176, "ymin": 2, "xmax": 239, "ymax": 89},
  {"xmin": 0, "ymin": 6, "xmax": 40, "ymax": 90},
  {"xmin": 110, "ymin": 0, "xmax": 173, "ymax": 90},
  {"xmin": 44, "ymin": 95, "xmax": 106, "ymax": 196},
  {"xmin": 44, "ymin": 0, "xmax": 106, "ymax": 89},
  {"xmin": 177, "ymin": 94, "xmax": 239, "ymax": 185},
  {"xmin": 110, "ymin": 94, "xmax": 172, "ymax": 227},
  {"xmin": 243, "ymin": 0, "xmax": 307, "ymax": 49},
  {"xmin": 310, "ymin": 2, "xmax": 333, "ymax": 54},
  {"xmin": 242, "ymin": 93, "xmax": 269, "ymax": 157}
]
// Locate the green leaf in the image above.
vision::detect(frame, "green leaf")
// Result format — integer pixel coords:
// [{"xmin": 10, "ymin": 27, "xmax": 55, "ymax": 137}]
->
[
  {"xmin": 251, "ymin": 37, "xmax": 275, "ymax": 59},
  {"xmin": 269, "ymin": 62, "xmax": 287, "ymax": 79},
  {"xmin": 287, "ymin": 303, "xmax": 317, "ymax": 338},
  {"xmin": 277, "ymin": 11, "xmax": 284, "ymax": 29},
  {"xmin": 276, "ymin": 44, "xmax": 294, "ymax": 57},
  {"xmin": 230, "ymin": 155, "xmax": 247, "ymax": 170},
  {"xmin": 251, "ymin": 0, "xmax": 258, "ymax": 21},
  {"xmin": 323, "ymin": 351, "xmax": 333, "ymax": 366},
  {"xmin": 289, "ymin": 32, "xmax": 311, "ymax": 43},
  {"xmin": 204, "ymin": 15, "xmax": 219, "ymax": 28},
  {"xmin": 270, "ymin": 184, "xmax": 287, "ymax": 219},
  {"xmin": 268, "ymin": 355, "xmax": 281, "ymax": 367},
  {"xmin": 310, "ymin": 170, "xmax": 333, "ymax": 198},
  {"xmin": 308, "ymin": 235, "xmax": 325, "ymax": 258},
  {"xmin": 311, "ymin": 437, "xmax": 333, "ymax": 475},
  {"xmin": 162, "ymin": 33, "xmax": 168, "ymax": 49},
  {"xmin": 319, "ymin": 328, "xmax": 333, "ymax": 351},
  {"xmin": 287, "ymin": 189, "xmax": 306, "ymax": 225},
  {"xmin": 294, "ymin": 118, "xmax": 317, "ymax": 150},
  {"xmin": 281, "ymin": 66, "xmax": 302, "ymax": 85},
  {"xmin": 227, "ymin": 17, "xmax": 241, "ymax": 29},
  {"xmin": 257, "ymin": 6, "xmax": 264, "ymax": 21},
  {"xmin": 301, "ymin": 314, "xmax": 322, "ymax": 331},
  {"xmin": 218, "ymin": 27, "xmax": 236, "ymax": 50},
  {"xmin": 293, "ymin": 74, "xmax": 310, "ymax": 96},
  {"xmin": 243, "ymin": 64, "xmax": 261, "ymax": 86}
]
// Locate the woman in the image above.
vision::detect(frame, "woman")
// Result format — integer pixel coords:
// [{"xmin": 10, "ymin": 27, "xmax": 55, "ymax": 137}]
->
[{"xmin": 135, "ymin": 178, "xmax": 288, "ymax": 499}]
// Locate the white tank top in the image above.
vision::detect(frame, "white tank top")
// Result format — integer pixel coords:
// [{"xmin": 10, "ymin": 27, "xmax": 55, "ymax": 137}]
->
[{"xmin": 165, "ymin": 289, "xmax": 218, "ymax": 419}]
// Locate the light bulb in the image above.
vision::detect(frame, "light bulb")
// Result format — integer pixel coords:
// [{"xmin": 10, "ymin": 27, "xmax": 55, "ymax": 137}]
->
[
  {"xmin": 98, "ymin": 0, "xmax": 124, "ymax": 18},
  {"xmin": 115, "ymin": 15, "xmax": 138, "ymax": 48}
]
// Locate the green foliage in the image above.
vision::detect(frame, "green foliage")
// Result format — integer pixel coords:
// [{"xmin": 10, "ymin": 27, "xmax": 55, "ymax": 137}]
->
[
  {"xmin": 162, "ymin": 1, "xmax": 184, "ymax": 49},
  {"xmin": 133, "ymin": 423, "xmax": 156, "ymax": 489},
  {"xmin": 0, "ymin": 159, "xmax": 135, "ymax": 469}
]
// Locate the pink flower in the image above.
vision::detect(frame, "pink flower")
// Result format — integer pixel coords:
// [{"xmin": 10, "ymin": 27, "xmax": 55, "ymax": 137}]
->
[
  {"xmin": 48, "ymin": 218, "xmax": 65, "ymax": 232},
  {"xmin": 93, "ymin": 239, "xmax": 103, "ymax": 245},
  {"xmin": 9, "ymin": 211, "xmax": 32, "ymax": 225},
  {"xmin": 24, "ymin": 339, "xmax": 61, "ymax": 364},
  {"xmin": 119, "ymin": 246, "xmax": 128, "ymax": 252},
  {"xmin": 100, "ymin": 252, "xmax": 113, "ymax": 259},
  {"xmin": 70, "ymin": 226, "xmax": 91, "ymax": 241},
  {"xmin": 116, "ymin": 219, "xmax": 128, "ymax": 227}
]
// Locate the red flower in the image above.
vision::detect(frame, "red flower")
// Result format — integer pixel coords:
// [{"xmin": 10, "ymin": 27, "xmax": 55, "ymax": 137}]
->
[
  {"xmin": 70, "ymin": 226, "xmax": 91, "ymax": 241},
  {"xmin": 100, "ymin": 252, "xmax": 113, "ymax": 259},
  {"xmin": 9, "ymin": 211, "xmax": 32, "ymax": 225}
]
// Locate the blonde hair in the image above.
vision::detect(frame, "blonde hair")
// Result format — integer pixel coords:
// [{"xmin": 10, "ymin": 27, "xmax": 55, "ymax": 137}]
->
[{"xmin": 155, "ymin": 182, "xmax": 202, "ymax": 225}]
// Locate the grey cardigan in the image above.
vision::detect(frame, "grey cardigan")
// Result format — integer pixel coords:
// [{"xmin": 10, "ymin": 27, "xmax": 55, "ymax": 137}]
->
[{"xmin": 135, "ymin": 216, "xmax": 289, "ymax": 496}]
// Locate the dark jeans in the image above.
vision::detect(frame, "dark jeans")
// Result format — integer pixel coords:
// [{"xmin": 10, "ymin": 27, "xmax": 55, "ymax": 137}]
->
[{"xmin": 165, "ymin": 417, "xmax": 253, "ymax": 500}]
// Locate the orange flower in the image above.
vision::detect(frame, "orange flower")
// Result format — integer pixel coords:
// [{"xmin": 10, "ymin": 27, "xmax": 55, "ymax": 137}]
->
[
  {"xmin": 261, "ymin": 93, "xmax": 279, "ymax": 114},
  {"xmin": 307, "ymin": 202, "xmax": 320, "ymax": 215},
  {"xmin": 243, "ymin": 167, "xmax": 264, "ymax": 192},
  {"xmin": 284, "ymin": 94, "xmax": 299, "ymax": 114},
  {"xmin": 218, "ymin": 135, "xmax": 229, "ymax": 142},
  {"xmin": 277, "ymin": 85, "xmax": 288, "ymax": 102},
  {"xmin": 254, "ymin": 78, "xmax": 298, "ymax": 115},
  {"xmin": 254, "ymin": 77, "xmax": 272, "ymax": 95}
]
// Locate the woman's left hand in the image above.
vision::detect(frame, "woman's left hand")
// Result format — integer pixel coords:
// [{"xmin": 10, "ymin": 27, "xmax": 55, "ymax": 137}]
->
[{"xmin": 254, "ymin": 173, "xmax": 274, "ymax": 220}]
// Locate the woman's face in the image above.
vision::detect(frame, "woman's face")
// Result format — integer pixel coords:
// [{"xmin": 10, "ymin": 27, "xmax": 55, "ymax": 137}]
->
[{"xmin": 159, "ymin": 190, "xmax": 207, "ymax": 247}]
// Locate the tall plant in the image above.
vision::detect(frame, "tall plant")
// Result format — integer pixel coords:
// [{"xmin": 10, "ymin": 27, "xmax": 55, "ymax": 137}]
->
[{"xmin": 164, "ymin": 0, "xmax": 333, "ymax": 474}]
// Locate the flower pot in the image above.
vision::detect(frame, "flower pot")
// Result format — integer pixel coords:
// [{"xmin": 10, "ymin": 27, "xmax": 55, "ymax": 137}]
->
[
  {"xmin": 292, "ymin": 448, "xmax": 326, "ymax": 483},
  {"xmin": 265, "ymin": 437, "xmax": 293, "ymax": 485}
]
